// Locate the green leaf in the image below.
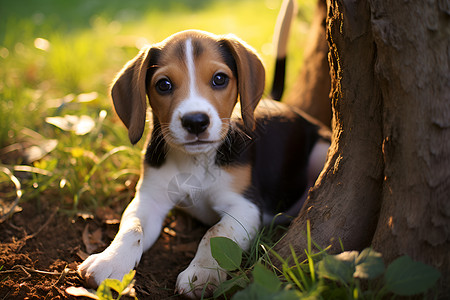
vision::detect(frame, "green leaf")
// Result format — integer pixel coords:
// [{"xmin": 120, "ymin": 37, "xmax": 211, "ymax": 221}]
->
[
  {"xmin": 253, "ymin": 263, "xmax": 281, "ymax": 293},
  {"xmin": 384, "ymin": 255, "xmax": 440, "ymax": 296},
  {"xmin": 94, "ymin": 270, "xmax": 136, "ymax": 299},
  {"xmin": 102, "ymin": 278, "xmax": 123, "ymax": 294},
  {"xmin": 120, "ymin": 269, "xmax": 136, "ymax": 290},
  {"xmin": 354, "ymin": 248, "xmax": 384, "ymax": 279},
  {"xmin": 317, "ymin": 254, "xmax": 355, "ymax": 284},
  {"xmin": 210, "ymin": 237, "xmax": 243, "ymax": 271},
  {"xmin": 96, "ymin": 282, "xmax": 113, "ymax": 300}
]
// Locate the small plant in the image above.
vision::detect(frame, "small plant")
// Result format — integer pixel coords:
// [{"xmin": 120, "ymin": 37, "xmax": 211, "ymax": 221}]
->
[
  {"xmin": 209, "ymin": 236, "xmax": 249, "ymax": 297},
  {"xmin": 210, "ymin": 235, "xmax": 441, "ymax": 299},
  {"xmin": 66, "ymin": 269, "xmax": 137, "ymax": 300},
  {"xmin": 315, "ymin": 249, "xmax": 441, "ymax": 299}
]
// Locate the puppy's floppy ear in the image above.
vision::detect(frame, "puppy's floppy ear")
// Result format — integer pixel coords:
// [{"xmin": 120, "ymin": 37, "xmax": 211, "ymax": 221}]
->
[
  {"xmin": 220, "ymin": 36, "xmax": 265, "ymax": 131},
  {"xmin": 111, "ymin": 46, "xmax": 159, "ymax": 144}
]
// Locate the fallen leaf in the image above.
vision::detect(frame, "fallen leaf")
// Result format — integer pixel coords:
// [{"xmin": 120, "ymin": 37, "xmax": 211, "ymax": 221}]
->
[
  {"xmin": 76, "ymin": 212, "xmax": 94, "ymax": 220},
  {"xmin": 23, "ymin": 139, "xmax": 58, "ymax": 163},
  {"xmin": 65, "ymin": 286, "xmax": 99, "ymax": 299},
  {"xmin": 82, "ymin": 224, "xmax": 105, "ymax": 254},
  {"xmin": 46, "ymin": 115, "xmax": 95, "ymax": 135},
  {"xmin": 105, "ymin": 219, "xmax": 120, "ymax": 225},
  {"xmin": 76, "ymin": 249, "xmax": 89, "ymax": 261}
]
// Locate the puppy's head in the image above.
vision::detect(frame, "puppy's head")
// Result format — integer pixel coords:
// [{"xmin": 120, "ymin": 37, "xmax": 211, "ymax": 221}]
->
[{"xmin": 111, "ymin": 30, "xmax": 265, "ymax": 154}]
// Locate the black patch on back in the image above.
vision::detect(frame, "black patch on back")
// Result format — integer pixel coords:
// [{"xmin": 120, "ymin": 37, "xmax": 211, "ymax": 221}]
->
[
  {"xmin": 144, "ymin": 117, "xmax": 167, "ymax": 168},
  {"xmin": 216, "ymin": 104, "xmax": 329, "ymax": 215}
]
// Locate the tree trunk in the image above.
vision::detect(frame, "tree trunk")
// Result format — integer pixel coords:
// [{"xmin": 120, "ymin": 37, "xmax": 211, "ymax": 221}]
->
[
  {"xmin": 275, "ymin": 0, "xmax": 450, "ymax": 293},
  {"xmin": 369, "ymin": 0, "xmax": 450, "ymax": 292},
  {"xmin": 276, "ymin": 0, "xmax": 383, "ymax": 254},
  {"xmin": 284, "ymin": 0, "xmax": 332, "ymax": 128}
]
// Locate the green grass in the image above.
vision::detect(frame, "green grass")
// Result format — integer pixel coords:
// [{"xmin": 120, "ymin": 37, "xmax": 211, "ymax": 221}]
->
[
  {"xmin": 0, "ymin": 0, "xmax": 314, "ymax": 212},
  {"xmin": 209, "ymin": 222, "xmax": 441, "ymax": 300}
]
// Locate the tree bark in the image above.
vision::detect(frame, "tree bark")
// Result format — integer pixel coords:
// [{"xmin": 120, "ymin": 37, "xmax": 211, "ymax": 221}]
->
[
  {"xmin": 276, "ymin": 0, "xmax": 383, "ymax": 254},
  {"xmin": 284, "ymin": 0, "xmax": 332, "ymax": 128},
  {"xmin": 369, "ymin": 0, "xmax": 450, "ymax": 292},
  {"xmin": 275, "ymin": 0, "xmax": 450, "ymax": 294}
]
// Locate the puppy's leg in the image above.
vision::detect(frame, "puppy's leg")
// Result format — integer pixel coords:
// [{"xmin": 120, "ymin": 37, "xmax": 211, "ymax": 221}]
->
[
  {"xmin": 78, "ymin": 175, "xmax": 173, "ymax": 287},
  {"xmin": 176, "ymin": 195, "xmax": 260, "ymax": 298},
  {"xmin": 265, "ymin": 139, "xmax": 330, "ymax": 225},
  {"xmin": 307, "ymin": 139, "xmax": 329, "ymax": 181}
]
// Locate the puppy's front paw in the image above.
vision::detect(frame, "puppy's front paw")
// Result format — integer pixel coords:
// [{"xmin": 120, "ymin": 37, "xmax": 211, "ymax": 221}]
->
[
  {"xmin": 175, "ymin": 263, "xmax": 227, "ymax": 299},
  {"xmin": 77, "ymin": 249, "xmax": 138, "ymax": 288}
]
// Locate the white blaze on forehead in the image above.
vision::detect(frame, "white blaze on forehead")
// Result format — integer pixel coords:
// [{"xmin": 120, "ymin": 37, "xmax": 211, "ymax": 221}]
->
[
  {"xmin": 168, "ymin": 37, "xmax": 223, "ymax": 151},
  {"xmin": 185, "ymin": 38, "xmax": 197, "ymax": 97}
]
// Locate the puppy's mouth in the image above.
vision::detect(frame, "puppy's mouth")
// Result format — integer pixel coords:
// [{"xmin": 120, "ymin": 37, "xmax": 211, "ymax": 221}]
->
[
  {"xmin": 184, "ymin": 140, "xmax": 217, "ymax": 146},
  {"xmin": 180, "ymin": 138, "xmax": 221, "ymax": 154}
]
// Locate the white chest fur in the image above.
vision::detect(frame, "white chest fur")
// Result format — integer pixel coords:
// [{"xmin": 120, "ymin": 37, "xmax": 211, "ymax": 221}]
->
[{"xmin": 139, "ymin": 149, "xmax": 234, "ymax": 225}]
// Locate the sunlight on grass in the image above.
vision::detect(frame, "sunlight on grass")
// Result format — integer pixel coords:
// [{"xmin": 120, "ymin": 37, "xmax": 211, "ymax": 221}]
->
[{"xmin": 0, "ymin": 0, "xmax": 315, "ymax": 211}]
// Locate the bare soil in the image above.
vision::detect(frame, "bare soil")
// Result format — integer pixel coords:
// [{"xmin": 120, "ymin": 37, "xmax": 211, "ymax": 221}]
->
[{"xmin": 0, "ymin": 201, "xmax": 208, "ymax": 299}]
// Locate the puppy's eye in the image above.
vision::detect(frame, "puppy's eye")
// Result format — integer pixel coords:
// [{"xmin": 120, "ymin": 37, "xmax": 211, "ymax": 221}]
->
[
  {"xmin": 211, "ymin": 73, "xmax": 229, "ymax": 89},
  {"xmin": 156, "ymin": 78, "xmax": 173, "ymax": 94}
]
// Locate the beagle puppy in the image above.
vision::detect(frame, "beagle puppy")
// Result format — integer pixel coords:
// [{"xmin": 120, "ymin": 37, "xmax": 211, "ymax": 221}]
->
[{"xmin": 78, "ymin": 29, "xmax": 330, "ymax": 298}]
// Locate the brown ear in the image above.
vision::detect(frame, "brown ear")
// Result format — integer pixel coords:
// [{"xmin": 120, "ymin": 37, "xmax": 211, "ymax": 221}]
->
[
  {"xmin": 220, "ymin": 36, "xmax": 265, "ymax": 131},
  {"xmin": 111, "ymin": 46, "xmax": 156, "ymax": 144}
]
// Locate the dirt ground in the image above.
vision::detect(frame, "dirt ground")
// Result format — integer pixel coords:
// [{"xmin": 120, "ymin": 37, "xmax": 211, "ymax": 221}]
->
[{"xmin": 0, "ymin": 201, "xmax": 208, "ymax": 299}]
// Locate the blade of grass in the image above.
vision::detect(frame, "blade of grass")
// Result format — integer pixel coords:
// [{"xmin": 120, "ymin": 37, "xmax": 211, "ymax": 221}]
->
[
  {"xmin": 339, "ymin": 238, "xmax": 345, "ymax": 252},
  {"xmin": 305, "ymin": 250, "xmax": 316, "ymax": 284},
  {"xmin": 0, "ymin": 167, "xmax": 23, "ymax": 222},
  {"xmin": 307, "ymin": 219, "xmax": 312, "ymax": 255},
  {"xmin": 12, "ymin": 165, "xmax": 53, "ymax": 176},
  {"xmin": 289, "ymin": 245, "xmax": 308, "ymax": 291},
  {"xmin": 84, "ymin": 146, "xmax": 130, "ymax": 183}
]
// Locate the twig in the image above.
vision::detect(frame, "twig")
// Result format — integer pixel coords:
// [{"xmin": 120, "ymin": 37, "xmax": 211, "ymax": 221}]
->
[
  {"xmin": 0, "ymin": 265, "xmax": 77, "ymax": 277},
  {"xmin": 52, "ymin": 266, "xmax": 71, "ymax": 287},
  {"xmin": 14, "ymin": 265, "xmax": 31, "ymax": 280}
]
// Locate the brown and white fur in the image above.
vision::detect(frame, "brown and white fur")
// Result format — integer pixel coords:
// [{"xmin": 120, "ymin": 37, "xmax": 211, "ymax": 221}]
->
[{"xmin": 77, "ymin": 29, "xmax": 330, "ymax": 298}]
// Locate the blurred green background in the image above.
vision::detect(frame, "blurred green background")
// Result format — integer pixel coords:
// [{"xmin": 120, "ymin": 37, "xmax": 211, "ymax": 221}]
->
[{"xmin": 0, "ymin": 0, "xmax": 314, "ymax": 211}]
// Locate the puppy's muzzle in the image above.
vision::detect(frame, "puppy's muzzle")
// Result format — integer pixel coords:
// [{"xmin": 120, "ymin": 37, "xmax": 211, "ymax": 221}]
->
[{"xmin": 181, "ymin": 112, "xmax": 210, "ymax": 135}]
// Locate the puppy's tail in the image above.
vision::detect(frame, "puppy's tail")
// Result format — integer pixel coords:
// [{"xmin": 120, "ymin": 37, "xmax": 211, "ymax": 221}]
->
[{"xmin": 270, "ymin": 0, "xmax": 297, "ymax": 101}]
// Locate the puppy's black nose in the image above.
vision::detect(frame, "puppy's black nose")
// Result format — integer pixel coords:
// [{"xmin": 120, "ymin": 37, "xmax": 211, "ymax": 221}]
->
[{"xmin": 181, "ymin": 113, "xmax": 210, "ymax": 135}]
